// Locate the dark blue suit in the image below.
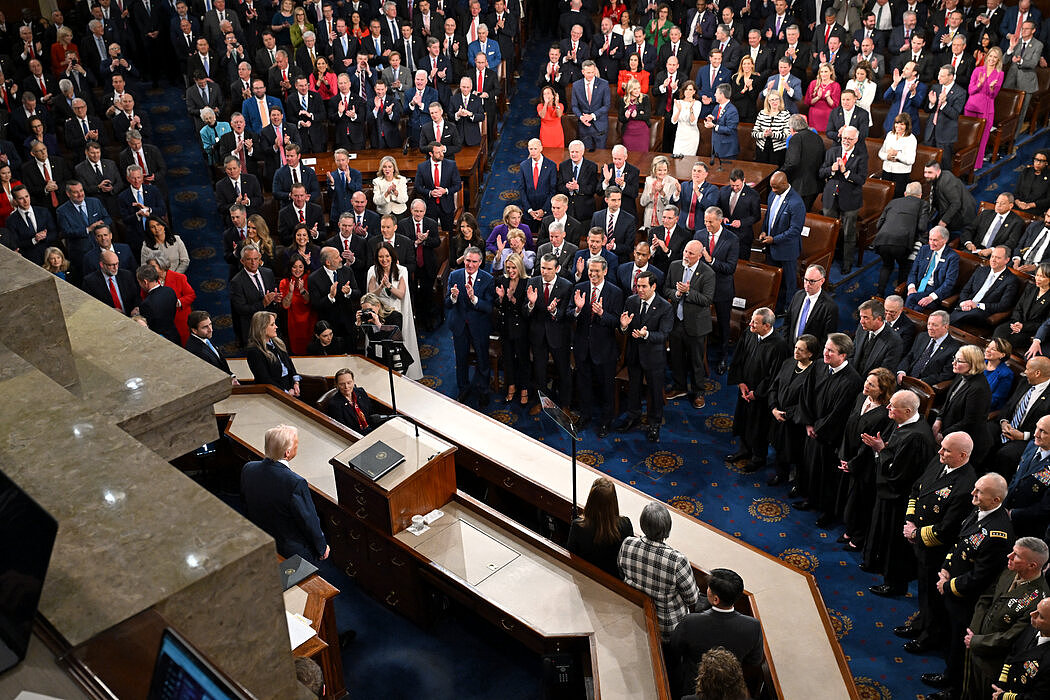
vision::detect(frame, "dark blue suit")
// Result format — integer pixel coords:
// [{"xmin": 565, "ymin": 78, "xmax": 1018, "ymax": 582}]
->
[
  {"xmin": 241, "ymin": 95, "xmax": 284, "ymax": 133},
  {"xmin": 718, "ymin": 184, "xmax": 761, "ymax": 259},
  {"xmin": 117, "ymin": 185, "xmax": 168, "ymax": 257},
  {"xmin": 571, "ymin": 246, "xmax": 619, "ymax": 281},
  {"xmin": 673, "ymin": 180, "xmax": 721, "ymax": 231},
  {"xmin": 327, "ymin": 168, "xmax": 364, "ymax": 223},
  {"xmin": 692, "ymin": 228, "xmax": 739, "ymax": 355},
  {"xmin": 905, "ymin": 245, "xmax": 960, "ymax": 311},
  {"xmin": 414, "ymin": 158, "xmax": 462, "ymax": 230},
  {"xmin": 445, "ymin": 267, "xmax": 495, "ymax": 397},
  {"xmin": 519, "ymin": 156, "xmax": 558, "ymax": 218},
  {"xmin": 589, "ymin": 207, "xmax": 638, "ymax": 262},
  {"xmin": 9, "ymin": 206, "xmax": 59, "ymax": 265},
  {"xmin": 763, "ymin": 185, "xmax": 806, "ymax": 304},
  {"xmin": 572, "ymin": 279, "xmax": 624, "ymax": 425},
  {"xmin": 272, "ymin": 164, "xmax": 321, "ymax": 205},
  {"xmin": 241, "ymin": 457, "xmax": 327, "ymax": 564},
  {"xmin": 82, "ymin": 243, "xmax": 136, "ymax": 275},
  {"xmin": 56, "ymin": 197, "xmax": 112, "ymax": 274},
  {"xmin": 570, "ymin": 77, "xmax": 611, "ymax": 149},
  {"xmin": 616, "ymin": 262, "xmax": 665, "ymax": 293},
  {"xmin": 695, "ymin": 64, "xmax": 731, "ymax": 117},
  {"xmin": 710, "ymin": 101, "xmax": 740, "ymax": 159},
  {"xmin": 882, "ymin": 79, "xmax": 927, "ymax": 134},
  {"xmin": 403, "ymin": 85, "xmax": 440, "ymax": 146}
]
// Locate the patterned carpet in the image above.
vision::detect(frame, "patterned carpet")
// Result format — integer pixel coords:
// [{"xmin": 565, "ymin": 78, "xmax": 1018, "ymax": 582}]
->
[{"xmin": 147, "ymin": 29, "xmax": 1050, "ymax": 699}]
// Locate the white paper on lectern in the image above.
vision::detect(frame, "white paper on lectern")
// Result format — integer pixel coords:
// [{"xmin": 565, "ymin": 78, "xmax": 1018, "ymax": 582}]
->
[
  {"xmin": 15, "ymin": 693, "xmax": 66, "ymax": 700},
  {"xmin": 285, "ymin": 610, "xmax": 317, "ymax": 650}
]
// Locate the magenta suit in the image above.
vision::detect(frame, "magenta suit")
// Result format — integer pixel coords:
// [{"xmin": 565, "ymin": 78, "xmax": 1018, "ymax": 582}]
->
[
  {"xmin": 803, "ymin": 79, "xmax": 841, "ymax": 132},
  {"xmin": 964, "ymin": 65, "xmax": 1003, "ymax": 170}
]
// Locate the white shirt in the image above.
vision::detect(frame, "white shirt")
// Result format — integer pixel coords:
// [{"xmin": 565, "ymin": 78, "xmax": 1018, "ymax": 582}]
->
[
  {"xmin": 977, "ymin": 504, "xmax": 1003, "ymax": 522},
  {"xmin": 828, "ymin": 359, "xmax": 851, "ymax": 375},
  {"xmin": 972, "ymin": 267, "xmax": 1006, "ymax": 305}
]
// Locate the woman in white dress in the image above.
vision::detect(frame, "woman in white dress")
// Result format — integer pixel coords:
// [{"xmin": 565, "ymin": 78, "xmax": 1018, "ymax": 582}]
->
[
  {"xmin": 671, "ymin": 81, "xmax": 702, "ymax": 156},
  {"xmin": 371, "ymin": 156, "xmax": 409, "ymax": 218},
  {"xmin": 844, "ymin": 62, "xmax": 876, "ymax": 124},
  {"xmin": 877, "ymin": 112, "xmax": 917, "ymax": 199},
  {"xmin": 366, "ymin": 242, "xmax": 423, "ymax": 380},
  {"xmin": 638, "ymin": 155, "xmax": 682, "ymax": 230}
]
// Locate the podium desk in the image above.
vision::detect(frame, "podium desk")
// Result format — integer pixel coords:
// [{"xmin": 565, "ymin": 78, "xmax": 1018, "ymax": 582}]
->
[
  {"xmin": 286, "ymin": 569, "xmax": 346, "ymax": 700},
  {"xmin": 331, "ymin": 418, "xmax": 457, "ymax": 536}
]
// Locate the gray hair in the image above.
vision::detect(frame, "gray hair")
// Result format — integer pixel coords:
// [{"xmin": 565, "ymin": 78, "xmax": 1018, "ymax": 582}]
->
[
  {"xmin": 1017, "ymin": 536, "xmax": 1050, "ymax": 567},
  {"xmin": 929, "ymin": 226, "xmax": 949, "ymax": 241},
  {"xmin": 200, "ymin": 106, "xmax": 216, "ymax": 120},
  {"xmin": 753, "ymin": 307, "xmax": 775, "ymax": 326},
  {"xmin": 587, "ymin": 255, "xmax": 608, "ymax": 271},
  {"xmin": 715, "ymin": 83, "xmax": 731, "ymax": 99},
  {"xmin": 239, "ymin": 243, "xmax": 261, "ymax": 260},
  {"xmin": 930, "ymin": 309, "xmax": 950, "ymax": 325},
  {"xmin": 263, "ymin": 424, "xmax": 298, "ymax": 461},
  {"xmin": 549, "ymin": 221, "xmax": 565, "ymax": 234},
  {"xmin": 463, "ymin": 245, "xmax": 483, "ymax": 260},
  {"xmin": 639, "ymin": 502, "xmax": 672, "ymax": 541},
  {"xmin": 789, "ymin": 114, "xmax": 809, "ymax": 132},
  {"xmin": 145, "ymin": 251, "xmax": 171, "ymax": 271},
  {"xmin": 885, "ymin": 294, "xmax": 904, "ymax": 307},
  {"xmin": 126, "ymin": 128, "xmax": 143, "ymax": 142},
  {"xmin": 904, "ymin": 181, "xmax": 923, "ymax": 197},
  {"xmin": 705, "ymin": 206, "xmax": 723, "ymax": 220}
]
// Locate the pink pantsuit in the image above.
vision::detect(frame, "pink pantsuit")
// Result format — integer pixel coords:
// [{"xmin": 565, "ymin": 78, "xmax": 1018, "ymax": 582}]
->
[{"xmin": 964, "ymin": 65, "xmax": 1003, "ymax": 170}]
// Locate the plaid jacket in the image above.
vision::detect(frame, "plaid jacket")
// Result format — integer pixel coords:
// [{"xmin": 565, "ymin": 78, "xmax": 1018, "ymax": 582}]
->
[{"xmin": 618, "ymin": 535, "xmax": 699, "ymax": 638}]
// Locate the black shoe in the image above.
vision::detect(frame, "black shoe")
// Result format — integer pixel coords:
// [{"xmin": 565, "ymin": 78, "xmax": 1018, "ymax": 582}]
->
[
  {"xmin": 478, "ymin": 392, "xmax": 490, "ymax": 407},
  {"xmin": 842, "ymin": 541, "xmax": 861, "ymax": 552},
  {"xmin": 726, "ymin": 449, "xmax": 752, "ymax": 461},
  {"xmin": 613, "ymin": 416, "xmax": 639, "ymax": 433},
  {"xmin": 815, "ymin": 514, "xmax": 835, "ymax": 528},
  {"xmin": 836, "ymin": 534, "xmax": 850, "ymax": 544},
  {"xmin": 788, "ymin": 485, "xmax": 801, "ymax": 498},
  {"xmin": 576, "ymin": 415, "xmax": 591, "ymax": 430},
  {"xmin": 767, "ymin": 474, "xmax": 786, "ymax": 486},
  {"xmin": 893, "ymin": 625, "xmax": 921, "ymax": 639},
  {"xmin": 904, "ymin": 639, "xmax": 937, "ymax": 654},
  {"xmin": 869, "ymin": 584, "xmax": 906, "ymax": 597},
  {"xmin": 597, "ymin": 423, "xmax": 610, "ymax": 439},
  {"xmin": 739, "ymin": 460, "xmax": 765, "ymax": 473},
  {"xmin": 926, "ymin": 691, "xmax": 955, "ymax": 700},
  {"xmin": 717, "ymin": 360, "xmax": 728, "ymax": 375},
  {"xmin": 647, "ymin": 426, "xmax": 659, "ymax": 442},
  {"xmin": 921, "ymin": 674, "xmax": 951, "ymax": 689},
  {"xmin": 339, "ymin": 630, "xmax": 357, "ymax": 648},
  {"xmin": 792, "ymin": 500, "xmax": 814, "ymax": 510},
  {"xmin": 841, "ymin": 264, "xmax": 853, "ymax": 275}
]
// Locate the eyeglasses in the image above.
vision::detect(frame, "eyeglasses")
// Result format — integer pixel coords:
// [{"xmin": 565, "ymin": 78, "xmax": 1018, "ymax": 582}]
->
[
  {"xmin": 803, "ymin": 277, "xmax": 823, "ymax": 284},
  {"xmin": 952, "ymin": 358, "xmax": 969, "ymax": 364}
]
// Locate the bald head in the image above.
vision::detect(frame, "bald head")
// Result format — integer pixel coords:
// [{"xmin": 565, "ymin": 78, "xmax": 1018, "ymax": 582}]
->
[
  {"xmin": 891, "ymin": 389, "xmax": 919, "ymax": 414},
  {"xmin": 1026, "ymin": 356, "xmax": 1050, "ymax": 384},
  {"xmin": 973, "ymin": 473, "xmax": 1008, "ymax": 510},
  {"xmin": 939, "ymin": 432, "xmax": 973, "ymax": 469}
]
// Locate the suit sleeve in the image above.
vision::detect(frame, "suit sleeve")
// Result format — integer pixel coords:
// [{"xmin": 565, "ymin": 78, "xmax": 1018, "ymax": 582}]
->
[
  {"xmin": 931, "ymin": 253, "xmax": 959, "ymax": 300},
  {"xmin": 291, "ymin": 477, "xmax": 327, "ymax": 557}
]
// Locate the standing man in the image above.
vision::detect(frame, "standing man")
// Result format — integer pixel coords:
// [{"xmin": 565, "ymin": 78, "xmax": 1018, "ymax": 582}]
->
[
  {"xmin": 988, "ymin": 596, "xmax": 1050, "ymax": 700},
  {"xmin": 758, "ymin": 171, "xmax": 806, "ymax": 310},
  {"xmin": 784, "ymin": 264, "xmax": 839, "ymax": 344},
  {"xmin": 924, "ymin": 64, "xmax": 968, "ymax": 168},
  {"xmin": 398, "ymin": 199, "xmax": 442, "ymax": 331},
  {"xmin": 949, "ymin": 246, "xmax": 1020, "ymax": 330},
  {"xmin": 571, "ymin": 60, "xmax": 610, "ymax": 150},
  {"xmin": 519, "ymin": 138, "xmax": 557, "ymax": 227},
  {"xmin": 414, "ymin": 141, "xmax": 462, "ymax": 232},
  {"xmin": 241, "ymin": 425, "xmax": 329, "ymax": 565},
  {"xmin": 445, "ymin": 246, "xmax": 495, "ymax": 405},
  {"xmin": 134, "ymin": 264, "xmax": 181, "ymax": 345},
  {"xmin": 613, "ymin": 271, "xmax": 674, "ymax": 442},
  {"xmin": 717, "ymin": 168, "xmax": 760, "ymax": 261},
  {"xmin": 308, "ymin": 244, "xmax": 361, "ymax": 342},
  {"xmin": 56, "ymin": 179, "xmax": 111, "ymax": 283},
  {"xmin": 1004, "ymin": 21, "xmax": 1042, "ymax": 137},
  {"xmin": 925, "ymin": 161, "xmax": 978, "ymax": 239},
  {"xmin": 526, "ymin": 253, "xmax": 574, "ymax": 415},
  {"xmin": 663, "ymin": 240, "xmax": 716, "ymax": 410},
  {"xmin": 185, "ymin": 310, "xmax": 236, "ymax": 380},
  {"xmin": 852, "ymin": 299, "xmax": 904, "ymax": 375},
  {"xmin": 704, "ymin": 84, "xmax": 739, "ymax": 161},
  {"xmin": 556, "ymin": 140, "xmax": 599, "ymax": 223},
  {"xmin": 572, "ymin": 255, "xmax": 624, "ymax": 437},
  {"xmin": 693, "ymin": 206, "xmax": 740, "ymax": 375},
  {"xmin": 818, "ymin": 125, "xmax": 867, "ymax": 274},
  {"xmin": 988, "ymin": 356, "xmax": 1050, "ymax": 477},
  {"xmin": 727, "ymin": 308, "xmax": 790, "ymax": 472},
  {"xmin": 781, "ymin": 114, "xmax": 826, "ymax": 211}
]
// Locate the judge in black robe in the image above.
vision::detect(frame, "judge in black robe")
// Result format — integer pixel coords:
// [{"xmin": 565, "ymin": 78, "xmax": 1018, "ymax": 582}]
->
[
  {"xmin": 837, "ymin": 382, "xmax": 891, "ymax": 551},
  {"xmin": 769, "ymin": 346, "xmax": 819, "ymax": 486}
]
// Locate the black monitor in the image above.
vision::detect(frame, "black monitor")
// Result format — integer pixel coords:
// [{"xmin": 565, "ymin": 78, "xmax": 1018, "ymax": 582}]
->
[
  {"xmin": 147, "ymin": 628, "xmax": 255, "ymax": 700},
  {"xmin": 0, "ymin": 468, "xmax": 58, "ymax": 673}
]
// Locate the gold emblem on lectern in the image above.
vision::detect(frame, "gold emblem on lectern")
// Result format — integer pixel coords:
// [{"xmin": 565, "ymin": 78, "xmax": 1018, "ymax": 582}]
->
[
  {"xmin": 284, "ymin": 567, "xmax": 295, "ymax": 575},
  {"xmin": 376, "ymin": 452, "xmax": 387, "ymax": 459}
]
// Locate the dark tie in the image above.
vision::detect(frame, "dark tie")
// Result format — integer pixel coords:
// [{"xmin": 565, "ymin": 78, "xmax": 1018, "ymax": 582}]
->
[{"xmin": 912, "ymin": 337, "xmax": 937, "ymax": 376}]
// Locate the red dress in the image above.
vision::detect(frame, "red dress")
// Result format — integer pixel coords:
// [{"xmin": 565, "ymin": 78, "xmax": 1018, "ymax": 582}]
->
[
  {"xmin": 537, "ymin": 102, "xmax": 565, "ymax": 149},
  {"xmin": 0, "ymin": 180, "xmax": 22, "ymax": 227},
  {"xmin": 163, "ymin": 270, "xmax": 195, "ymax": 346},
  {"xmin": 280, "ymin": 276, "xmax": 316, "ymax": 355}
]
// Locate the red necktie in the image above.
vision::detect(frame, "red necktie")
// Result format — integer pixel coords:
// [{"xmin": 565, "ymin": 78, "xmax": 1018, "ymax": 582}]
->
[
  {"xmin": 298, "ymin": 208, "xmax": 305, "ymax": 223},
  {"xmin": 433, "ymin": 163, "xmax": 441, "ymax": 203},
  {"xmin": 687, "ymin": 189, "xmax": 697, "ymax": 229},
  {"xmin": 477, "ymin": 69, "xmax": 483, "ymax": 92},
  {"xmin": 533, "ymin": 160, "xmax": 539, "ymax": 188},
  {"xmin": 591, "ymin": 286, "xmax": 598, "ymax": 305},
  {"xmin": 825, "ymin": 25, "xmax": 831, "ymax": 43},
  {"xmin": 344, "ymin": 237, "xmax": 350, "ymax": 252},
  {"xmin": 716, "ymin": 103, "xmax": 723, "ymax": 120},
  {"xmin": 632, "ymin": 268, "xmax": 640, "ymax": 293},
  {"xmin": 710, "ymin": 233, "xmax": 716, "ymax": 254},
  {"xmin": 38, "ymin": 76, "xmax": 47, "ymax": 96},
  {"xmin": 136, "ymin": 150, "xmax": 147, "ymax": 174},
  {"xmin": 349, "ymin": 391, "xmax": 369, "ymax": 429},
  {"xmin": 544, "ymin": 281, "xmax": 550, "ymax": 305},
  {"xmin": 277, "ymin": 127, "xmax": 285, "ymax": 164},
  {"xmin": 416, "ymin": 221, "xmax": 425, "ymax": 267},
  {"xmin": 42, "ymin": 162, "xmax": 58, "ymax": 207},
  {"xmin": 435, "ymin": 122, "xmax": 441, "ymax": 143},
  {"xmin": 108, "ymin": 277, "xmax": 123, "ymax": 311}
]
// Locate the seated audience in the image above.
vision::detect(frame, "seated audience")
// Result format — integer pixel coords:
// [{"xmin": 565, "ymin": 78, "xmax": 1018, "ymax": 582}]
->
[
  {"xmin": 325, "ymin": 368, "xmax": 383, "ymax": 434},
  {"xmin": 306, "ymin": 321, "xmax": 348, "ymax": 356},
  {"xmin": 245, "ymin": 310, "xmax": 301, "ymax": 395},
  {"xmin": 566, "ymin": 476, "xmax": 633, "ymax": 579}
]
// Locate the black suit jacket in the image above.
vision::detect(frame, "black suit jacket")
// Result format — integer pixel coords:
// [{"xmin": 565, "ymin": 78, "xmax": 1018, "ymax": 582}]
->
[
  {"xmin": 648, "ymin": 225, "xmax": 693, "ymax": 273},
  {"xmin": 899, "ymin": 332, "xmax": 963, "ymax": 385},
  {"xmin": 886, "ymin": 313, "xmax": 918, "ymax": 350},
  {"xmin": 526, "ymin": 274, "xmax": 574, "ymax": 348},
  {"xmin": 21, "ymin": 157, "xmax": 72, "ymax": 208},
  {"xmin": 590, "ymin": 207, "xmax": 637, "ymax": 258},
  {"xmin": 692, "ymin": 229, "xmax": 740, "ymax": 301},
  {"xmin": 397, "ymin": 216, "xmax": 442, "ymax": 276},
  {"xmin": 670, "ymin": 608, "xmax": 763, "ymax": 699},
  {"xmin": 537, "ymin": 216, "xmax": 584, "ymax": 250},
  {"xmin": 367, "ymin": 233, "xmax": 415, "ymax": 274},
  {"xmin": 214, "ymin": 174, "xmax": 264, "ymax": 223},
  {"xmin": 229, "ymin": 266, "xmax": 279, "ymax": 341},
  {"xmin": 138, "ymin": 285, "xmax": 181, "ymax": 344},
  {"xmin": 82, "ymin": 269, "xmax": 138, "ymax": 314},
  {"xmin": 818, "ymin": 144, "xmax": 868, "ymax": 211},
  {"xmin": 307, "ymin": 265, "xmax": 361, "ymax": 330},
  {"xmin": 621, "ymin": 293, "xmax": 673, "ymax": 370},
  {"xmin": 418, "ymin": 119, "xmax": 462, "ymax": 155},
  {"xmin": 185, "ymin": 333, "xmax": 233, "ymax": 373},
  {"xmin": 957, "ymin": 266, "xmax": 1020, "ymax": 315},
  {"xmin": 961, "ymin": 209, "xmax": 1026, "ymax": 252},
  {"xmin": 999, "ymin": 380, "xmax": 1050, "ymax": 437},
  {"xmin": 717, "ymin": 184, "xmax": 761, "ymax": 245},
  {"xmin": 782, "ymin": 127, "xmax": 826, "ymax": 198},
  {"xmin": 285, "ymin": 91, "xmax": 328, "ymax": 153},
  {"xmin": 325, "ymin": 386, "xmax": 377, "ymax": 434},
  {"xmin": 277, "ymin": 202, "xmax": 325, "ymax": 245},
  {"xmin": 784, "ymin": 289, "xmax": 839, "ymax": 342},
  {"xmin": 852, "ymin": 323, "xmax": 904, "ymax": 375},
  {"xmin": 663, "ymin": 260, "xmax": 716, "ymax": 337},
  {"xmin": 825, "ymin": 106, "xmax": 871, "ymax": 142},
  {"xmin": 556, "ymin": 158, "xmax": 599, "ymax": 222},
  {"xmin": 571, "ymin": 279, "xmax": 625, "ymax": 364}
]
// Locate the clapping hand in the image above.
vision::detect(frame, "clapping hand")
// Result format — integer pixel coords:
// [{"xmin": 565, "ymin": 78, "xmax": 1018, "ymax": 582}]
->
[
  {"xmin": 573, "ymin": 288, "xmax": 586, "ymax": 312},
  {"xmin": 465, "ymin": 274, "xmax": 475, "ymax": 301},
  {"xmin": 860, "ymin": 431, "xmax": 885, "ymax": 451},
  {"xmin": 450, "ymin": 283, "xmax": 460, "ymax": 302},
  {"xmin": 620, "ymin": 310, "xmax": 633, "ymax": 328},
  {"xmin": 496, "ymin": 284, "xmax": 505, "ymax": 299},
  {"xmin": 526, "ymin": 283, "xmax": 539, "ymax": 305},
  {"xmin": 575, "ymin": 256, "xmax": 586, "ymax": 276}
]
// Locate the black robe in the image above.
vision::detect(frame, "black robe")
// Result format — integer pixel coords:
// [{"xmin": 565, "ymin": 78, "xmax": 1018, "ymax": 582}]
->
[{"xmin": 728, "ymin": 330, "xmax": 790, "ymax": 464}]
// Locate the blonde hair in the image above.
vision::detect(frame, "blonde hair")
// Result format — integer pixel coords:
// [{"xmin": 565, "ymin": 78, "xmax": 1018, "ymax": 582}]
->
[
  {"xmin": 502, "ymin": 204, "xmax": 523, "ymax": 225},
  {"xmin": 956, "ymin": 344, "xmax": 986, "ymax": 377},
  {"xmin": 649, "ymin": 155, "xmax": 670, "ymax": 176},
  {"xmin": 504, "ymin": 252, "xmax": 526, "ymax": 279},
  {"xmin": 248, "ymin": 311, "xmax": 286, "ymax": 362},
  {"xmin": 763, "ymin": 92, "xmax": 783, "ymax": 113},
  {"xmin": 985, "ymin": 46, "xmax": 1004, "ymax": 70},
  {"xmin": 378, "ymin": 155, "xmax": 401, "ymax": 178},
  {"xmin": 263, "ymin": 424, "xmax": 298, "ymax": 460},
  {"xmin": 247, "ymin": 214, "xmax": 275, "ymax": 258},
  {"xmin": 42, "ymin": 246, "xmax": 70, "ymax": 272}
]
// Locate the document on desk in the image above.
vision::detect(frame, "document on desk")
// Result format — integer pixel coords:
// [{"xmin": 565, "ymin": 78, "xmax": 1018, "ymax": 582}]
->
[{"xmin": 285, "ymin": 610, "xmax": 317, "ymax": 650}]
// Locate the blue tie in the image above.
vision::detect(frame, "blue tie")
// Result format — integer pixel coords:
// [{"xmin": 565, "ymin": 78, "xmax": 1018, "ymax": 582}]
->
[
  {"xmin": 918, "ymin": 251, "xmax": 938, "ymax": 292},
  {"xmin": 796, "ymin": 296, "xmax": 811, "ymax": 339},
  {"xmin": 1006, "ymin": 386, "xmax": 1037, "ymax": 442}
]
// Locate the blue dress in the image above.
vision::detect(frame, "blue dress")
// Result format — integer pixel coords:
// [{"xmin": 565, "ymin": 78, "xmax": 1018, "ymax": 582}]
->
[{"xmin": 984, "ymin": 363, "xmax": 1015, "ymax": 411}]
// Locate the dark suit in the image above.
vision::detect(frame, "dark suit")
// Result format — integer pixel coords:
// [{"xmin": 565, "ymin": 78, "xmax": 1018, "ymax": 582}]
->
[
  {"xmin": 781, "ymin": 127, "xmax": 826, "ymax": 209},
  {"xmin": 616, "ymin": 263, "xmax": 665, "ymax": 294},
  {"xmin": 1005, "ymin": 440, "xmax": 1050, "ymax": 537},
  {"xmin": 8, "ymin": 206, "xmax": 59, "ymax": 265},
  {"xmin": 556, "ymin": 158, "xmax": 599, "ymax": 222},
  {"xmin": 940, "ymin": 374, "xmax": 994, "ymax": 463},
  {"xmin": 328, "ymin": 92, "xmax": 368, "ymax": 149},
  {"xmin": 325, "ymin": 386, "xmax": 379, "ymax": 434},
  {"xmin": 852, "ymin": 323, "xmax": 904, "ymax": 375},
  {"xmin": 241, "ymin": 457, "xmax": 327, "ymax": 563},
  {"xmin": 537, "ymin": 216, "xmax": 584, "ymax": 251},
  {"xmin": 988, "ymin": 379, "xmax": 1050, "ymax": 477},
  {"xmin": 648, "ymin": 224, "xmax": 693, "ymax": 274},
  {"xmin": 138, "ymin": 284, "xmax": 181, "ymax": 344},
  {"xmin": 905, "ymin": 244, "xmax": 960, "ymax": 310},
  {"xmin": 572, "ymin": 278, "xmax": 624, "ymax": 425},
  {"xmin": 285, "ymin": 90, "xmax": 328, "ymax": 153},
  {"xmin": 717, "ymin": 184, "xmax": 760, "ymax": 260},
  {"xmin": 592, "ymin": 31, "xmax": 627, "ymax": 82},
  {"xmin": 414, "ymin": 158, "xmax": 462, "ymax": 231},
  {"xmin": 447, "ymin": 92, "xmax": 485, "ymax": 147},
  {"xmin": 899, "ymin": 332, "xmax": 963, "ymax": 385},
  {"xmin": 216, "ymin": 129, "xmax": 261, "ymax": 177},
  {"xmin": 961, "ymin": 209, "xmax": 1025, "ymax": 252},
  {"xmin": 601, "ymin": 161, "xmax": 640, "ymax": 218},
  {"xmin": 82, "ymin": 269, "xmax": 138, "ymax": 315},
  {"xmin": 536, "ymin": 241, "xmax": 579, "ymax": 281},
  {"xmin": 398, "ymin": 215, "xmax": 441, "ymax": 322},
  {"xmin": 82, "ymin": 243, "xmax": 135, "ymax": 277},
  {"xmin": 818, "ymin": 143, "xmax": 868, "ymax": 265},
  {"xmin": 825, "ymin": 105, "xmax": 870, "ymax": 143},
  {"xmin": 185, "ymin": 333, "xmax": 233, "ymax": 374},
  {"xmin": 259, "ymin": 123, "xmax": 303, "ymax": 183},
  {"xmin": 64, "ymin": 115, "xmax": 109, "ymax": 153},
  {"xmin": 526, "ymin": 273, "xmax": 574, "ymax": 403},
  {"xmin": 277, "ymin": 203, "xmax": 325, "ymax": 246},
  {"xmin": 924, "ymin": 81, "xmax": 968, "ymax": 168},
  {"xmin": 673, "ymin": 180, "xmax": 721, "ymax": 232},
  {"xmin": 664, "ymin": 260, "xmax": 716, "ymax": 397},
  {"xmin": 784, "ymin": 289, "xmax": 839, "ymax": 343},
  {"xmin": 327, "ymin": 168, "xmax": 364, "ymax": 224},
  {"xmin": 882, "ymin": 77, "xmax": 927, "ymax": 134},
  {"xmin": 949, "ymin": 266, "xmax": 1021, "ymax": 328},
  {"xmin": 229, "ymin": 266, "xmax": 279, "ymax": 345},
  {"xmin": 214, "ymin": 174, "xmax": 263, "ymax": 225},
  {"xmin": 272, "ymin": 164, "xmax": 320, "ymax": 207},
  {"xmin": 763, "ymin": 185, "xmax": 807, "ymax": 305},
  {"xmin": 692, "ymin": 228, "xmax": 739, "ymax": 355},
  {"xmin": 323, "ymin": 232, "xmax": 371, "ymax": 289},
  {"xmin": 56, "ymin": 196, "xmax": 111, "ymax": 275},
  {"xmin": 886, "ymin": 313, "xmax": 918, "ymax": 350},
  {"xmin": 445, "ymin": 267, "xmax": 495, "ymax": 394},
  {"xmin": 620, "ymin": 292, "xmax": 674, "ymax": 422},
  {"xmin": 307, "ymin": 265, "xmax": 360, "ymax": 339},
  {"xmin": 670, "ymin": 607, "xmax": 763, "ymax": 699},
  {"xmin": 419, "ymin": 119, "xmax": 463, "ymax": 155},
  {"xmin": 21, "ymin": 157, "xmax": 71, "ymax": 210}
]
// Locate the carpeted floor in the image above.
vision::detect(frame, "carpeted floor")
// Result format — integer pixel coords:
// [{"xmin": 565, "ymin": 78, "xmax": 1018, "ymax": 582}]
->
[{"xmin": 149, "ymin": 27, "xmax": 1050, "ymax": 699}]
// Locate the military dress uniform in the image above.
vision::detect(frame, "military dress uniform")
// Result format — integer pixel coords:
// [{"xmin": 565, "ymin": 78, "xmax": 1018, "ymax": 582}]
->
[
  {"xmin": 904, "ymin": 460, "xmax": 978, "ymax": 646},
  {"xmin": 995, "ymin": 626, "xmax": 1050, "ymax": 700},
  {"xmin": 1004, "ymin": 460, "xmax": 1050, "ymax": 538},
  {"xmin": 940, "ymin": 507, "xmax": 1015, "ymax": 691},
  {"xmin": 963, "ymin": 568, "xmax": 1049, "ymax": 700}
]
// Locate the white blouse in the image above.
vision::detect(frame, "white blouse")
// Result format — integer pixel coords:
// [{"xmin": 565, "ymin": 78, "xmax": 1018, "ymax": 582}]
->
[
  {"xmin": 845, "ymin": 79, "xmax": 876, "ymax": 124},
  {"xmin": 878, "ymin": 132, "xmax": 917, "ymax": 174},
  {"xmin": 372, "ymin": 175, "xmax": 409, "ymax": 216}
]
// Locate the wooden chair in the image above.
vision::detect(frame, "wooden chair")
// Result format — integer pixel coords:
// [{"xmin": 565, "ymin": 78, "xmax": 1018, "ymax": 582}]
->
[
  {"xmin": 855, "ymin": 178, "xmax": 895, "ymax": 267},
  {"xmin": 901, "ymin": 376, "xmax": 936, "ymax": 418},
  {"xmin": 560, "ymin": 113, "xmax": 579, "ymax": 144},
  {"xmin": 1027, "ymin": 67, "xmax": 1050, "ymax": 131},
  {"xmin": 939, "ymin": 249, "xmax": 983, "ymax": 309},
  {"xmin": 952, "ymin": 116, "xmax": 985, "ymax": 183},
  {"xmin": 298, "ymin": 375, "xmax": 332, "ymax": 406},
  {"xmin": 605, "ymin": 114, "xmax": 625, "ymax": 144},
  {"xmin": 737, "ymin": 122, "xmax": 757, "ymax": 162},
  {"xmin": 987, "ymin": 88, "xmax": 1025, "ymax": 163},
  {"xmin": 719, "ymin": 261, "xmax": 781, "ymax": 341}
]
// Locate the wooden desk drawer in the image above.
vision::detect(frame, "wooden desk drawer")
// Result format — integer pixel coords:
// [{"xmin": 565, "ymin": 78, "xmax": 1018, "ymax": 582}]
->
[{"xmin": 334, "ymin": 470, "xmax": 389, "ymax": 532}]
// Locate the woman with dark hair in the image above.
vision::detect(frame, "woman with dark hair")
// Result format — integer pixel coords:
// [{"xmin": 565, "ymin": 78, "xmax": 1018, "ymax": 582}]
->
[
  {"xmin": 617, "ymin": 51, "xmax": 649, "ymax": 96},
  {"xmin": 0, "ymin": 163, "xmax": 23, "ymax": 227},
  {"xmin": 245, "ymin": 311, "xmax": 300, "ymax": 395},
  {"xmin": 602, "ymin": 0, "xmax": 628, "ymax": 22},
  {"xmin": 768, "ymin": 334, "xmax": 820, "ymax": 487},
  {"xmin": 537, "ymin": 85, "xmax": 565, "ymax": 149},
  {"xmin": 682, "ymin": 647, "xmax": 749, "ymax": 700},
  {"xmin": 281, "ymin": 225, "xmax": 323, "ymax": 276},
  {"xmin": 933, "ymin": 344, "xmax": 992, "ymax": 462},
  {"xmin": 983, "ymin": 338, "xmax": 1016, "ymax": 411},
  {"xmin": 145, "ymin": 253, "xmax": 196, "ymax": 346},
  {"xmin": 837, "ymin": 367, "xmax": 894, "ymax": 552},
  {"xmin": 142, "ymin": 216, "xmax": 190, "ymax": 273},
  {"xmin": 24, "ymin": 117, "xmax": 59, "ymax": 158},
  {"xmin": 994, "ymin": 263, "xmax": 1050, "ymax": 356},
  {"xmin": 366, "ymin": 244, "xmax": 422, "ymax": 379},
  {"xmin": 644, "ymin": 4, "xmax": 673, "ymax": 51},
  {"xmin": 451, "ymin": 213, "xmax": 481, "ymax": 269},
  {"xmin": 566, "ymin": 477, "xmax": 634, "ymax": 579},
  {"xmin": 310, "ymin": 56, "xmax": 339, "ymax": 101},
  {"xmin": 306, "ymin": 320, "xmax": 348, "ymax": 355},
  {"xmin": 279, "ymin": 254, "xmax": 315, "ymax": 355},
  {"xmin": 878, "ymin": 113, "xmax": 917, "ymax": 198}
]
